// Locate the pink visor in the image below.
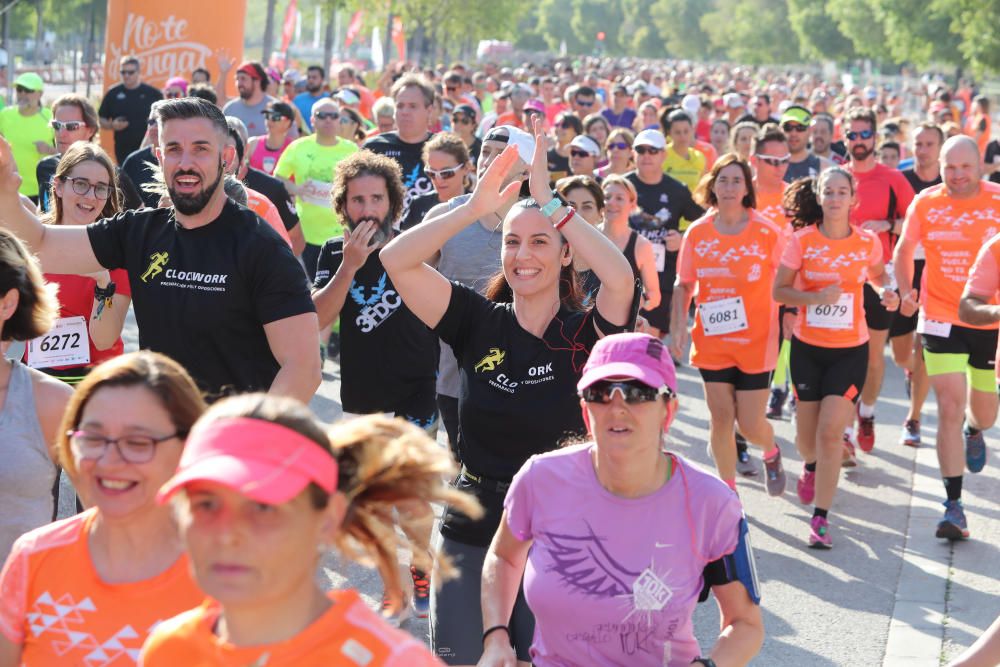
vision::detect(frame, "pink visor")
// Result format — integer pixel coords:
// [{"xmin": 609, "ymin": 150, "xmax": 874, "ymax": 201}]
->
[{"xmin": 157, "ymin": 417, "xmax": 338, "ymax": 505}]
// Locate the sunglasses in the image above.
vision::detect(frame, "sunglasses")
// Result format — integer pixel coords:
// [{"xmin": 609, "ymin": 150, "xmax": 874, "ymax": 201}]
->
[
  {"xmin": 120, "ymin": 69, "xmax": 138, "ymax": 76},
  {"xmin": 782, "ymin": 123, "xmax": 807, "ymax": 133},
  {"xmin": 50, "ymin": 120, "xmax": 85, "ymax": 132},
  {"xmin": 452, "ymin": 115, "xmax": 472, "ymax": 125},
  {"xmin": 62, "ymin": 176, "xmax": 112, "ymax": 200},
  {"xmin": 15, "ymin": 86, "xmax": 33, "ymax": 94},
  {"xmin": 314, "ymin": 111, "xmax": 340, "ymax": 121},
  {"xmin": 758, "ymin": 154, "xmax": 791, "ymax": 167},
  {"xmin": 846, "ymin": 129, "xmax": 875, "ymax": 141},
  {"xmin": 263, "ymin": 111, "xmax": 288, "ymax": 121},
  {"xmin": 634, "ymin": 146, "xmax": 662, "ymax": 155},
  {"xmin": 165, "ymin": 91, "xmax": 183, "ymax": 99},
  {"xmin": 581, "ymin": 379, "xmax": 673, "ymax": 405},
  {"xmin": 446, "ymin": 85, "xmax": 459, "ymax": 92},
  {"xmin": 570, "ymin": 148, "xmax": 595, "ymax": 159},
  {"xmin": 608, "ymin": 141, "xmax": 630, "ymax": 151},
  {"xmin": 426, "ymin": 165, "xmax": 462, "ymax": 180},
  {"xmin": 576, "ymin": 99, "xmax": 595, "ymax": 107}
]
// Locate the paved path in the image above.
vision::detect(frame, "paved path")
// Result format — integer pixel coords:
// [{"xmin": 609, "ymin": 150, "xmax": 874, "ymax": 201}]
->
[{"xmin": 54, "ymin": 314, "xmax": 1000, "ymax": 665}]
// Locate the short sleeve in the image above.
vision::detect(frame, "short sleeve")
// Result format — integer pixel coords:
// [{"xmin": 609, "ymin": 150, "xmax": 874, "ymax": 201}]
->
[
  {"xmin": 111, "ymin": 268, "xmax": 132, "ymax": 298},
  {"xmin": 0, "ymin": 537, "xmax": 29, "ymax": 644},
  {"xmin": 770, "ymin": 228, "xmax": 786, "ymax": 270},
  {"xmin": 433, "ymin": 282, "xmax": 491, "ymax": 356},
  {"xmin": 248, "ymin": 236, "xmax": 315, "ymax": 325},
  {"xmin": 86, "ymin": 211, "xmax": 134, "ymax": 270},
  {"xmin": 965, "ymin": 244, "xmax": 1000, "ymax": 299},
  {"xmin": 676, "ymin": 229, "xmax": 696, "ymax": 284},
  {"xmin": 780, "ymin": 232, "xmax": 803, "ymax": 271},
  {"xmin": 312, "ymin": 238, "xmax": 344, "ymax": 290},
  {"xmin": 901, "ymin": 199, "xmax": 922, "ymax": 242},
  {"xmin": 682, "ymin": 190, "xmax": 706, "ymax": 223},
  {"xmin": 891, "ymin": 172, "xmax": 916, "ymax": 220},
  {"xmin": 273, "ymin": 141, "xmax": 297, "ymax": 181},
  {"xmin": 704, "ymin": 491, "xmax": 744, "ymax": 562},
  {"xmin": 97, "ymin": 88, "xmax": 113, "ymax": 118},
  {"xmin": 867, "ymin": 232, "xmax": 882, "ymax": 267},
  {"xmin": 273, "ymin": 182, "xmax": 299, "ymax": 230},
  {"xmin": 503, "ymin": 457, "xmax": 537, "ymax": 542}
]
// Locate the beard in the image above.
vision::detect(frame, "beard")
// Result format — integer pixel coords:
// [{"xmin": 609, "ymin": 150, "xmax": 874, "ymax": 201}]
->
[
  {"xmin": 307, "ymin": 82, "xmax": 322, "ymax": 94},
  {"xmin": 347, "ymin": 211, "xmax": 395, "ymax": 247},
  {"xmin": 168, "ymin": 159, "xmax": 224, "ymax": 216},
  {"xmin": 238, "ymin": 86, "xmax": 253, "ymax": 100},
  {"xmin": 851, "ymin": 144, "xmax": 874, "ymax": 162}
]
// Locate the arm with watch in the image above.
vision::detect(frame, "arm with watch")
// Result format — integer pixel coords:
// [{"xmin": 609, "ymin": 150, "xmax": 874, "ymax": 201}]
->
[{"xmin": 88, "ymin": 271, "xmax": 130, "ymax": 351}]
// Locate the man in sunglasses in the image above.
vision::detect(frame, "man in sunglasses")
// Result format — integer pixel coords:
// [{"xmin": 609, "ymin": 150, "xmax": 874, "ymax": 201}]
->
[
  {"xmin": 98, "ymin": 56, "xmax": 163, "ymax": 164},
  {"xmin": 601, "ymin": 84, "xmax": 636, "ymax": 130},
  {"xmin": 844, "ymin": 107, "xmax": 915, "ymax": 454},
  {"xmin": 781, "ymin": 105, "xmax": 832, "ymax": 183},
  {"xmin": 0, "ymin": 72, "xmax": 53, "ymax": 202},
  {"xmin": 570, "ymin": 85, "xmax": 599, "ymax": 118},
  {"xmin": 568, "ymin": 134, "xmax": 601, "ymax": 179}
]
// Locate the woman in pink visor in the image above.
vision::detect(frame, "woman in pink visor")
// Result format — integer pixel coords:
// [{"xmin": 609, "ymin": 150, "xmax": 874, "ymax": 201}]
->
[
  {"xmin": 479, "ymin": 332, "xmax": 764, "ymax": 667},
  {"xmin": 141, "ymin": 393, "xmax": 479, "ymax": 666}
]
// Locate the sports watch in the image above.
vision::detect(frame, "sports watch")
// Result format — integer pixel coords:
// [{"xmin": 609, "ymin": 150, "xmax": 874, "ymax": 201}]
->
[{"xmin": 691, "ymin": 659, "xmax": 717, "ymax": 667}]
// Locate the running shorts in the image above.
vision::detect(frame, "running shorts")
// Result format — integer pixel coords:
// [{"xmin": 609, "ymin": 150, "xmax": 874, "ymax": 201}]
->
[
  {"xmin": 863, "ymin": 282, "xmax": 893, "ymax": 331},
  {"xmin": 888, "ymin": 259, "xmax": 925, "ymax": 338},
  {"xmin": 922, "ymin": 324, "xmax": 998, "ymax": 392},
  {"xmin": 790, "ymin": 336, "xmax": 867, "ymax": 402},
  {"xmin": 698, "ymin": 366, "xmax": 771, "ymax": 391}
]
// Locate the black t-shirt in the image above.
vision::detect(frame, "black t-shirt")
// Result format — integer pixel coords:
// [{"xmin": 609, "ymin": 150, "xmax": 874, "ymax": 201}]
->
[
  {"xmin": 120, "ymin": 146, "xmax": 160, "ymax": 209},
  {"xmin": 468, "ymin": 137, "xmax": 482, "ymax": 165},
  {"xmin": 435, "ymin": 283, "xmax": 635, "ymax": 545},
  {"xmin": 36, "ymin": 155, "xmax": 143, "ymax": 212},
  {"xmin": 245, "ymin": 167, "xmax": 299, "ymax": 231},
  {"xmin": 902, "ymin": 168, "xmax": 943, "ymax": 194},
  {"xmin": 86, "ymin": 200, "xmax": 314, "ymax": 399},
  {"xmin": 97, "ymin": 83, "xmax": 163, "ymax": 163},
  {"xmin": 986, "ymin": 140, "xmax": 1000, "ymax": 185},
  {"xmin": 313, "ymin": 238, "xmax": 437, "ymax": 417},
  {"xmin": 400, "ymin": 192, "xmax": 440, "ymax": 231},
  {"xmin": 362, "ymin": 131, "xmax": 434, "ymax": 220},
  {"xmin": 547, "ymin": 148, "xmax": 570, "ymax": 183}
]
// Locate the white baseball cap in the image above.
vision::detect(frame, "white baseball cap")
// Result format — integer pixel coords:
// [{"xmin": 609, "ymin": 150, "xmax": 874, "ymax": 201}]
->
[
  {"xmin": 483, "ymin": 125, "xmax": 536, "ymax": 164},
  {"xmin": 570, "ymin": 134, "xmax": 601, "ymax": 156},
  {"xmin": 633, "ymin": 129, "xmax": 666, "ymax": 150},
  {"xmin": 681, "ymin": 93, "xmax": 701, "ymax": 117}
]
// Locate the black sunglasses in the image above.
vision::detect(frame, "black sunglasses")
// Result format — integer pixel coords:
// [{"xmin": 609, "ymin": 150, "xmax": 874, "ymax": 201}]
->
[
  {"xmin": 263, "ymin": 111, "xmax": 289, "ymax": 121},
  {"xmin": 15, "ymin": 86, "xmax": 32, "ymax": 94},
  {"xmin": 314, "ymin": 111, "xmax": 340, "ymax": 121},
  {"xmin": 120, "ymin": 69, "xmax": 138, "ymax": 76},
  {"xmin": 576, "ymin": 99, "xmax": 595, "ymax": 107},
  {"xmin": 570, "ymin": 148, "xmax": 594, "ymax": 159},
  {"xmin": 581, "ymin": 379, "xmax": 673, "ymax": 404},
  {"xmin": 782, "ymin": 123, "xmax": 807, "ymax": 133},
  {"xmin": 846, "ymin": 129, "xmax": 875, "ymax": 141},
  {"xmin": 634, "ymin": 145, "xmax": 661, "ymax": 155}
]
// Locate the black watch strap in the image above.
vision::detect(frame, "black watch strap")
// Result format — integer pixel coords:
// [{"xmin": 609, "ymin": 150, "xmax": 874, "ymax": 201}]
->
[{"xmin": 692, "ymin": 659, "xmax": 717, "ymax": 667}]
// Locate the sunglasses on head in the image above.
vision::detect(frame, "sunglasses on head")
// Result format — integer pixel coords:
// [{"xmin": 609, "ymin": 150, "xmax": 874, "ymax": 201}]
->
[
  {"xmin": 782, "ymin": 123, "xmax": 807, "ymax": 133},
  {"xmin": 634, "ymin": 145, "xmax": 661, "ymax": 155},
  {"xmin": 570, "ymin": 148, "xmax": 595, "ymax": 159},
  {"xmin": 426, "ymin": 165, "xmax": 462, "ymax": 180},
  {"xmin": 50, "ymin": 120, "xmax": 85, "ymax": 132},
  {"xmin": 608, "ymin": 141, "xmax": 629, "ymax": 151},
  {"xmin": 758, "ymin": 154, "xmax": 791, "ymax": 167},
  {"xmin": 846, "ymin": 129, "xmax": 875, "ymax": 141},
  {"xmin": 581, "ymin": 379, "xmax": 673, "ymax": 404},
  {"xmin": 314, "ymin": 111, "xmax": 340, "ymax": 121}
]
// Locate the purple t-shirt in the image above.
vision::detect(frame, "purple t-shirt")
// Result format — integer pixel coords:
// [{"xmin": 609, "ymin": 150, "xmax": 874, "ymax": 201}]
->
[{"xmin": 505, "ymin": 443, "xmax": 743, "ymax": 667}]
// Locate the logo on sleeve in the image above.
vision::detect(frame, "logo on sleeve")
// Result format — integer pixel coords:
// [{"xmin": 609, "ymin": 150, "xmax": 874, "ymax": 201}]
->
[
  {"xmin": 140, "ymin": 252, "xmax": 169, "ymax": 282},
  {"xmin": 474, "ymin": 347, "xmax": 505, "ymax": 372}
]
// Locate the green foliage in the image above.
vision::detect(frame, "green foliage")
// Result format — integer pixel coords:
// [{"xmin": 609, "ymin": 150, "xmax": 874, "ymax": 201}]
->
[
  {"xmin": 701, "ymin": 0, "xmax": 801, "ymax": 65},
  {"xmin": 650, "ymin": 0, "xmax": 715, "ymax": 60},
  {"xmin": 786, "ymin": 0, "xmax": 854, "ymax": 62}
]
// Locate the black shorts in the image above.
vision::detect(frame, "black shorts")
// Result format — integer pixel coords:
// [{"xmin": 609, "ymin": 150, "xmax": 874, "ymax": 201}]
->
[
  {"xmin": 790, "ymin": 336, "xmax": 867, "ymax": 403},
  {"xmin": 922, "ymin": 324, "xmax": 999, "ymax": 371},
  {"xmin": 889, "ymin": 259, "xmax": 925, "ymax": 338},
  {"xmin": 641, "ymin": 289, "xmax": 672, "ymax": 333},
  {"xmin": 863, "ymin": 282, "xmax": 893, "ymax": 331},
  {"xmin": 699, "ymin": 366, "xmax": 771, "ymax": 391}
]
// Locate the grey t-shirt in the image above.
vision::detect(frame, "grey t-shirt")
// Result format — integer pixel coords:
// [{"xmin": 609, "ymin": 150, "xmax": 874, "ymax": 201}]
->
[
  {"xmin": 436, "ymin": 194, "xmax": 503, "ymax": 396},
  {"xmin": 784, "ymin": 153, "xmax": 822, "ymax": 183},
  {"xmin": 223, "ymin": 95, "xmax": 300, "ymax": 138}
]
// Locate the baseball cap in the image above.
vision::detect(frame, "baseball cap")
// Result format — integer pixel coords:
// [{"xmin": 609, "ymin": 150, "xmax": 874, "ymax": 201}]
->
[
  {"xmin": 334, "ymin": 88, "xmax": 360, "ymax": 106},
  {"xmin": 14, "ymin": 72, "xmax": 43, "ymax": 92},
  {"xmin": 723, "ymin": 92, "xmax": 744, "ymax": 109},
  {"xmin": 570, "ymin": 134, "xmax": 601, "ymax": 156},
  {"xmin": 453, "ymin": 103, "xmax": 477, "ymax": 120},
  {"xmin": 483, "ymin": 125, "xmax": 536, "ymax": 164},
  {"xmin": 577, "ymin": 333, "xmax": 677, "ymax": 393},
  {"xmin": 681, "ymin": 93, "xmax": 701, "ymax": 117},
  {"xmin": 780, "ymin": 104, "xmax": 812, "ymax": 126},
  {"xmin": 282, "ymin": 69, "xmax": 301, "ymax": 84},
  {"xmin": 264, "ymin": 101, "xmax": 296, "ymax": 120},
  {"xmin": 157, "ymin": 417, "xmax": 339, "ymax": 506},
  {"xmin": 633, "ymin": 128, "xmax": 666, "ymax": 150},
  {"xmin": 523, "ymin": 99, "xmax": 546, "ymax": 115}
]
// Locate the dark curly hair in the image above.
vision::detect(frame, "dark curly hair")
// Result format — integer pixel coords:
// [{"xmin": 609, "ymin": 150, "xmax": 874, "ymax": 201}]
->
[
  {"xmin": 331, "ymin": 151, "xmax": 406, "ymax": 226},
  {"xmin": 783, "ymin": 168, "xmax": 854, "ymax": 230}
]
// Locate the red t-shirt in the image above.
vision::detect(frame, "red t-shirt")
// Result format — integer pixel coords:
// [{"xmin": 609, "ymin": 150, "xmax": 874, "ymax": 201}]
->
[{"xmin": 847, "ymin": 162, "xmax": 916, "ymax": 263}]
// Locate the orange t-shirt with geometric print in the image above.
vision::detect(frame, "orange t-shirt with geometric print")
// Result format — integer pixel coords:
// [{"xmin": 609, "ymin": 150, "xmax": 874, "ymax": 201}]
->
[
  {"xmin": 677, "ymin": 210, "xmax": 784, "ymax": 373},
  {"xmin": 0, "ymin": 509, "xmax": 204, "ymax": 666},
  {"xmin": 139, "ymin": 589, "xmax": 444, "ymax": 667}
]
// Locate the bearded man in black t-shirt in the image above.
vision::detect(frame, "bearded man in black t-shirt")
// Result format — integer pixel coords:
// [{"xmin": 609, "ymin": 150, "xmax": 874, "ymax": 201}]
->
[{"xmin": 0, "ymin": 97, "xmax": 320, "ymax": 402}]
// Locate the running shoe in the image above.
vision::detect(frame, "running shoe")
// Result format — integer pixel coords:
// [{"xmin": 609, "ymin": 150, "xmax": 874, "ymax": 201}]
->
[
  {"xmin": 808, "ymin": 515, "xmax": 832, "ymax": 549},
  {"xmin": 763, "ymin": 448, "xmax": 786, "ymax": 496},
  {"xmin": 841, "ymin": 434, "xmax": 858, "ymax": 468},
  {"xmin": 797, "ymin": 466, "xmax": 816, "ymax": 505},
  {"xmin": 767, "ymin": 387, "xmax": 786, "ymax": 419},
  {"xmin": 964, "ymin": 423, "xmax": 987, "ymax": 473},
  {"xmin": 856, "ymin": 404, "xmax": 875, "ymax": 453},
  {"xmin": 410, "ymin": 566, "xmax": 430, "ymax": 618},
  {"xmin": 736, "ymin": 446, "xmax": 758, "ymax": 477},
  {"xmin": 900, "ymin": 419, "xmax": 921, "ymax": 448},
  {"xmin": 935, "ymin": 499, "xmax": 970, "ymax": 540},
  {"xmin": 381, "ymin": 591, "xmax": 410, "ymax": 627}
]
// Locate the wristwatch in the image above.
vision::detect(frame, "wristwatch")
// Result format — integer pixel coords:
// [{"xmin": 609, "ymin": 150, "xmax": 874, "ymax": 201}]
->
[{"xmin": 691, "ymin": 659, "xmax": 717, "ymax": 667}]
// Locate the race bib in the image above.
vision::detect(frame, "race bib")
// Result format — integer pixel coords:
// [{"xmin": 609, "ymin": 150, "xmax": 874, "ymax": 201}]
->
[
  {"xmin": 299, "ymin": 179, "xmax": 333, "ymax": 207},
  {"xmin": 806, "ymin": 293, "xmax": 854, "ymax": 330},
  {"xmin": 652, "ymin": 242, "xmax": 666, "ymax": 272},
  {"xmin": 27, "ymin": 316, "xmax": 90, "ymax": 369},
  {"xmin": 262, "ymin": 155, "xmax": 277, "ymax": 174},
  {"xmin": 700, "ymin": 296, "xmax": 749, "ymax": 336},
  {"xmin": 883, "ymin": 262, "xmax": 898, "ymax": 291},
  {"xmin": 917, "ymin": 313, "xmax": 952, "ymax": 338}
]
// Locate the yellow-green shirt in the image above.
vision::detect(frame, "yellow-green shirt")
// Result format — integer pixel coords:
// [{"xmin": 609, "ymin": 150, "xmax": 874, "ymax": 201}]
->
[
  {"xmin": 0, "ymin": 107, "xmax": 53, "ymax": 197},
  {"xmin": 662, "ymin": 144, "xmax": 706, "ymax": 193}
]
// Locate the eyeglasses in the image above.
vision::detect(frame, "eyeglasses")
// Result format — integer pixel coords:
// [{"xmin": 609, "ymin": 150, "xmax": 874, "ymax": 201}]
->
[
  {"xmin": 62, "ymin": 177, "xmax": 112, "ymax": 200},
  {"xmin": 635, "ymin": 146, "xmax": 662, "ymax": 155},
  {"xmin": 608, "ymin": 141, "xmax": 630, "ymax": 151},
  {"xmin": 452, "ymin": 115, "xmax": 472, "ymax": 125},
  {"xmin": 120, "ymin": 69, "xmax": 138, "ymax": 76},
  {"xmin": 67, "ymin": 430, "xmax": 182, "ymax": 464},
  {"xmin": 757, "ymin": 154, "xmax": 791, "ymax": 167},
  {"xmin": 580, "ymin": 379, "xmax": 673, "ymax": 405},
  {"xmin": 426, "ymin": 165, "xmax": 462, "ymax": 180},
  {"xmin": 782, "ymin": 123, "xmax": 807, "ymax": 133},
  {"xmin": 263, "ymin": 111, "xmax": 288, "ymax": 121},
  {"xmin": 50, "ymin": 120, "xmax": 85, "ymax": 132},
  {"xmin": 165, "ymin": 91, "xmax": 183, "ymax": 99},
  {"xmin": 570, "ymin": 149, "xmax": 595, "ymax": 159},
  {"xmin": 314, "ymin": 111, "xmax": 340, "ymax": 121},
  {"xmin": 846, "ymin": 129, "xmax": 875, "ymax": 141},
  {"xmin": 575, "ymin": 99, "xmax": 595, "ymax": 108}
]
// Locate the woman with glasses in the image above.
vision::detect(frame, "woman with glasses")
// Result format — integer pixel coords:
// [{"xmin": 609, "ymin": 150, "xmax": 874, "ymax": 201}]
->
[
  {"xmin": 247, "ymin": 101, "xmax": 296, "ymax": 176},
  {"xmin": 28, "ymin": 143, "xmax": 131, "ymax": 385},
  {"xmin": 479, "ymin": 332, "xmax": 764, "ymax": 667},
  {"xmin": 337, "ymin": 107, "xmax": 367, "ymax": 146},
  {"xmin": 596, "ymin": 128, "xmax": 635, "ymax": 179},
  {"xmin": 162, "ymin": 77, "xmax": 188, "ymax": 100},
  {"xmin": 401, "ymin": 132, "xmax": 471, "ymax": 231},
  {"xmin": 0, "ymin": 229, "xmax": 72, "ymax": 561},
  {"xmin": 0, "ymin": 351, "xmax": 206, "ymax": 664}
]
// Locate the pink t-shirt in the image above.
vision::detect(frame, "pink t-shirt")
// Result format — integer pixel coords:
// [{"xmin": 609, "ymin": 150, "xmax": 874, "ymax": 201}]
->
[
  {"xmin": 504, "ymin": 444, "xmax": 744, "ymax": 667},
  {"xmin": 964, "ymin": 234, "xmax": 1000, "ymax": 377}
]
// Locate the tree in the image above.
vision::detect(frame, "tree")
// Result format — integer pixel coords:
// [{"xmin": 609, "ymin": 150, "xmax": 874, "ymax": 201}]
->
[
  {"xmin": 701, "ymin": 0, "xmax": 801, "ymax": 65},
  {"xmin": 945, "ymin": 0, "xmax": 1000, "ymax": 74},
  {"xmin": 537, "ymin": 0, "xmax": 585, "ymax": 54},
  {"xmin": 786, "ymin": 0, "xmax": 855, "ymax": 62},
  {"xmin": 824, "ymin": 0, "xmax": 891, "ymax": 62},
  {"xmin": 619, "ymin": 0, "xmax": 662, "ymax": 57},
  {"xmin": 570, "ymin": 0, "xmax": 622, "ymax": 56},
  {"xmin": 650, "ymin": 0, "xmax": 715, "ymax": 61}
]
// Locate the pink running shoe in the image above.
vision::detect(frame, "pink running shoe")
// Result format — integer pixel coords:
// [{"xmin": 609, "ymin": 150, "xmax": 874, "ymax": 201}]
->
[
  {"xmin": 797, "ymin": 466, "xmax": 816, "ymax": 505},
  {"xmin": 808, "ymin": 515, "xmax": 832, "ymax": 549}
]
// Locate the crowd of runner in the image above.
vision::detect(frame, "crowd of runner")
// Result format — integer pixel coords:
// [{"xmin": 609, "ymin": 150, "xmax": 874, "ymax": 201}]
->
[{"xmin": 0, "ymin": 52, "xmax": 998, "ymax": 666}]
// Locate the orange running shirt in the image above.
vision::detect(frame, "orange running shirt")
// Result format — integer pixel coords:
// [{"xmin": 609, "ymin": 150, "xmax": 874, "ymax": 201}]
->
[
  {"xmin": 902, "ymin": 183, "xmax": 1000, "ymax": 329},
  {"xmin": 139, "ymin": 589, "xmax": 443, "ymax": 667},
  {"xmin": 755, "ymin": 187, "xmax": 789, "ymax": 231},
  {"xmin": 246, "ymin": 187, "xmax": 293, "ymax": 248},
  {"xmin": 964, "ymin": 234, "xmax": 1000, "ymax": 376},
  {"xmin": 0, "ymin": 509, "xmax": 203, "ymax": 666},
  {"xmin": 780, "ymin": 225, "xmax": 882, "ymax": 348},
  {"xmin": 677, "ymin": 210, "xmax": 783, "ymax": 372}
]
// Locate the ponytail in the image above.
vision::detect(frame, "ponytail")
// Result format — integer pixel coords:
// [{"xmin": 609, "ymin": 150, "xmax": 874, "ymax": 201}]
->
[{"xmin": 783, "ymin": 176, "xmax": 823, "ymax": 230}]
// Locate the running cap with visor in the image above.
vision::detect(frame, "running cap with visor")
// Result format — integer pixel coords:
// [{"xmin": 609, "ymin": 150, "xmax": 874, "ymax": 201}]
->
[
  {"xmin": 577, "ymin": 333, "xmax": 677, "ymax": 394},
  {"xmin": 236, "ymin": 62, "xmax": 267, "ymax": 82},
  {"xmin": 483, "ymin": 125, "xmax": 536, "ymax": 164},
  {"xmin": 334, "ymin": 88, "xmax": 361, "ymax": 106},
  {"xmin": 570, "ymin": 134, "xmax": 601, "ymax": 156},
  {"xmin": 633, "ymin": 128, "xmax": 667, "ymax": 150},
  {"xmin": 14, "ymin": 72, "xmax": 44, "ymax": 92},
  {"xmin": 780, "ymin": 105, "xmax": 812, "ymax": 127},
  {"xmin": 157, "ymin": 417, "xmax": 339, "ymax": 506}
]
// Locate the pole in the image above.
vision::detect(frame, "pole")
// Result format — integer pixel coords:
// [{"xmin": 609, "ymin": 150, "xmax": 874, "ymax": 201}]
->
[
  {"xmin": 384, "ymin": 1, "xmax": 393, "ymax": 66},
  {"xmin": 85, "ymin": 0, "xmax": 96, "ymax": 98}
]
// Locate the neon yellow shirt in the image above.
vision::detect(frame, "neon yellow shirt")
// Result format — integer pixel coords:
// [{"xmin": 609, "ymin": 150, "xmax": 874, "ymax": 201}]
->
[
  {"xmin": 662, "ymin": 144, "xmax": 706, "ymax": 192},
  {"xmin": 0, "ymin": 107, "xmax": 53, "ymax": 197},
  {"xmin": 274, "ymin": 136, "xmax": 358, "ymax": 245}
]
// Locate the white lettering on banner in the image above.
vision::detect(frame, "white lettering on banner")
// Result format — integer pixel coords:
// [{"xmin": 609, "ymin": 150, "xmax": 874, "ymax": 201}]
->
[
  {"xmin": 806, "ymin": 293, "xmax": 854, "ymax": 330},
  {"xmin": 27, "ymin": 317, "xmax": 90, "ymax": 369},
  {"xmin": 108, "ymin": 14, "xmax": 211, "ymax": 82},
  {"xmin": 355, "ymin": 291, "xmax": 403, "ymax": 333},
  {"xmin": 700, "ymin": 296, "xmax": 748, "ymax": 336}
]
